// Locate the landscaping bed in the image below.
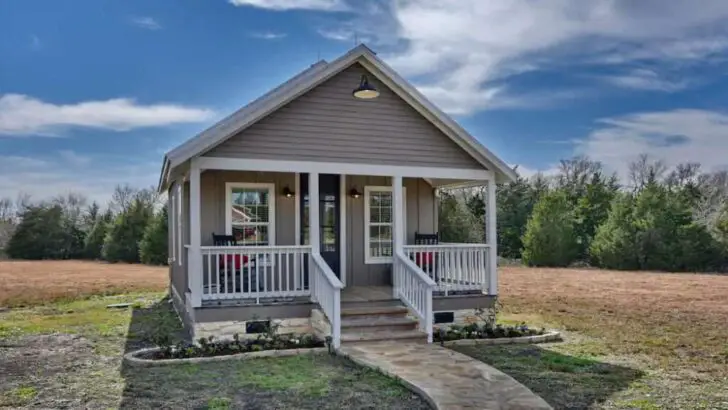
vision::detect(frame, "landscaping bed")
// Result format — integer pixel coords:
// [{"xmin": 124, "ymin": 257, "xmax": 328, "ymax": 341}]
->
[
  {"xmin": 434, "ymin": 322, "xmax": 549, "ymax": 343},
  {"xmin": 137, "ymin": 334, "xmax": 325, "ymax": 361}
]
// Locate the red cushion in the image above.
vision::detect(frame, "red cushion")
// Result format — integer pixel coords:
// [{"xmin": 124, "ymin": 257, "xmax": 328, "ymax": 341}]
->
[
  {"xmin": 415, "ymin": 252, "xmax": 434, "ymax": 266},
  {"xmin": 218, "ymin": 254, "xmax": 249, "ymax": 270}
]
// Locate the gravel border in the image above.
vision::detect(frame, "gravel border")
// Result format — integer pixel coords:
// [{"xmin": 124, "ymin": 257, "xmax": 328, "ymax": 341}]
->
[
  {"xmin": 123, "ymin": 346, "xmax": 328, "ymax": 367},
  {"xmin": 441, "ymin": 331, "xmax": 561, "ymax": 346}
]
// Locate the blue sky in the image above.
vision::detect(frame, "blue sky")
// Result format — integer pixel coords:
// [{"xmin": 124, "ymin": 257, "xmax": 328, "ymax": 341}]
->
[{"xmin": 2, "ymin": 0, "xmax": 728, "ymax": 202}]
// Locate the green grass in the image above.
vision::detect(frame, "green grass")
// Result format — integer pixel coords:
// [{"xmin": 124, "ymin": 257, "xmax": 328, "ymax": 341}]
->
[{"xmin": 0, "ymin": 292, "xmax": 428, "ymax": 409}]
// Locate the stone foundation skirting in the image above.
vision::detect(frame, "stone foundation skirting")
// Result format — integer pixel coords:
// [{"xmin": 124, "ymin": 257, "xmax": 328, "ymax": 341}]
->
[{"xmin": 194, "ymin": 317, "xmax": 312, "ymax": 341}]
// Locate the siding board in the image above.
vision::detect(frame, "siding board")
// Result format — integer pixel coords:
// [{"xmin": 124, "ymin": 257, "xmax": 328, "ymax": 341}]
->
[{"xmin": 204, "ymin": 63, "xmax": 482, "ymax": 170}]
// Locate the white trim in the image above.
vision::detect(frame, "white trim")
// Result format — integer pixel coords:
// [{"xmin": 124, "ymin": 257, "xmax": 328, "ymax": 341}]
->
[
  {"xmin": 197, "ymin": 157, "xmax": 493, "ymax": 181},
  {"xmin": 160, "ymin": 44, "xmax": 517, "ymax": 191},
  {"xmin": 309, "ymin": 172, "xmax": 320, "ymax": 256},
  {"xmin": 487, "ymin": 180, "xmax": 498, "ymax": 296},
  {"xmin": 339, "ymin": 174, "xmax": 347, "ymax": 287},
  {"xmin": 294, "ymin": 173, "xmax": 300, "ymax": 246},
  {"xmin": 188, "ymin": 162, "xmax": 202, "ymax": 308},
  {"xmin": 224, "ymin": 182, "xmax": 276, "ymax": 246},
  {"xmin": 170, "ymin": 182, "xmax": 176, "ymax": 264},
  {"xmin": 176, "ymin": 183, "xmax": 182, "ymax": 266},
  {"xmin": 364, "ymin": 185, "xmax": 406, "ymax": 264}
]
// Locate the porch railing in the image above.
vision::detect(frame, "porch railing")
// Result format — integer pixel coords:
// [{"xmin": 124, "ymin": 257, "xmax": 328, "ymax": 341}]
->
[
  {"xmin": 198, "ymin": 245, "xmax": 311, "ymax": 302},
  {"xmin": 403, "ymin": 244, "xmax": 491, "ymax": 295},
  {"xmin": 310, "ymin": 253, "xmax": 343, "ymax": 348},
  {"xmin": 393, "ymin": 252, "xmax": 435, "ymax": 343}
]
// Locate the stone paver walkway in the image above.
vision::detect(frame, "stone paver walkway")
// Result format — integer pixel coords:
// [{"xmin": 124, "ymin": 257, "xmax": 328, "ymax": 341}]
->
[{"xmin": 339, "ymin": 342, "xmax": 552, "ymax": 410}]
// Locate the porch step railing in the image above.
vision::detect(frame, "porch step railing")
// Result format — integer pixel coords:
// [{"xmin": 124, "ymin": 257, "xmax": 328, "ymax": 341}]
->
[
  {"xmin": 393, "ymin": 252, "xmax": 435, "ymax": 343},
  {"xmin": 198, "ymin": 245, "xmax": 311, "ymax": 302},
  {"xmin": 310, "ymin": 253, "xmax": 343, "ymax": 348},
  {"xmin": 403, "ymin": 244, "xmax": 491, "ymax": 295}
]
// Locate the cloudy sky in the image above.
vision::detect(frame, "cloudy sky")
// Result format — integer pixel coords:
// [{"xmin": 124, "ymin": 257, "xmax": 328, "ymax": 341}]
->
[{"xmin": 2, "ymin": 0, "xmax": 728, "ymax": 203}]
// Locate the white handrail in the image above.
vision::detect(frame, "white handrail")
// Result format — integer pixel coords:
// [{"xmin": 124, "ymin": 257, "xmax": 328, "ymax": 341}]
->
[
  {"xmin": 393, "ymin": 251, "xmax": 435, "ymax": 343},
  {"xmin": 310, "ymin": 253, "xmax": 343, "ymax": 349},
  {"xmin": 198, "ymin": 245, "xmax": 312, "ymax": 303},
  {"xmin": 403, "ymin": 244, "xmax": 491, "ymax": 295}
]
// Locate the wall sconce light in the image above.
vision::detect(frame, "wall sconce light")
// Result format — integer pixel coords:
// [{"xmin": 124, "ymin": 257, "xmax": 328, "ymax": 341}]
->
[
  {"xmin": 282, "ymin": 186, "xmax": 295, "ymax": 198},
  {"xmin": 352, "ymin": 74, "xmax": 380, "ymax": 99},
  {"xmin": 349, "ymin": 187, "xmax": 362, "ymax": 198}
]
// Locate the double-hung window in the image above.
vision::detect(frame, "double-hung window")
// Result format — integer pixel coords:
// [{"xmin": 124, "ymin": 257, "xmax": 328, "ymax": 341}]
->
[
  {"xmin": 364, "ymin": 186, "xmax": 405, "ymax": 264},
  {"xmin": 225, "ymin": 183, "xmax": 275, "ymax": 246}
]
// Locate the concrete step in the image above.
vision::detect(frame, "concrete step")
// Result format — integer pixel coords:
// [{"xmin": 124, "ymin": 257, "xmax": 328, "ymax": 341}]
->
[
  {"xmin": 341, "ymin": 305, "xmax": 410, "ymax": 320},
  {"xmin": 341, "ymin": 316, "xmax": 418, "ymax": 332},
  {"xmin": 340, "ymin": 328, "xmax": 426, "ymax": 344},
  {"xmin": 342, "ymin": 299, "xmax": 403, "ymax": 309}
]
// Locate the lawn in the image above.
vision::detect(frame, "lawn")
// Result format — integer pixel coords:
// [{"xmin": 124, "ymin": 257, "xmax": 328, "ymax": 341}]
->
[
  {"xmin": 461, "ymin": 266, "xmax": 728, "ymax": 410},
  {"xmin": 0, "ymin": 261, "xmax": 428, "ymax": 409},
  {"xmin": 2, "ymin": 261, "xmax": 727, "ymax": 409}
]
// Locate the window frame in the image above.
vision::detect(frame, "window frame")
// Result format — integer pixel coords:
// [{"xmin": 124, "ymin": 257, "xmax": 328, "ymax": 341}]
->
[
  {"xmin": 363, "ymin": 185, "xmax": 406, "ymax": 264},
  {"xmin": 176, "ymin": 183, "xmax": 182, "ymax": 266},
  {"xmin": 224, "ymin": 182, "xmax": 276, "ymax": 246}
]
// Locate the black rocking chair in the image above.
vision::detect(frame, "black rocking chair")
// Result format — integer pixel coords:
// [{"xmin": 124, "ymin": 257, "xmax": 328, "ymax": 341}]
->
[{"xmin": 212, "ymin": 233, "xmax": 258, "ymax": 293}]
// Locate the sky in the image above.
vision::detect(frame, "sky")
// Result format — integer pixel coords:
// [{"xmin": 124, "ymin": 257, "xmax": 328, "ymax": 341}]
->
[{"xmin": 2, "ymin": 0, "xmax": 728, "ymax": 204}]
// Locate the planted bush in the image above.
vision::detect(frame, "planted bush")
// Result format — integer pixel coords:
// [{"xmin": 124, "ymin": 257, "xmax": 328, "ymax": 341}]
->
[{"xmin": 434, "ymin": 322, "xmax": 546, "ymax": 343}]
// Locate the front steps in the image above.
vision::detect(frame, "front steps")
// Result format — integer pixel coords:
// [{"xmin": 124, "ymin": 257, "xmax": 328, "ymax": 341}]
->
[{"xmin": 339, "ymin": 303, "xmax": 427, "ymax": 344}]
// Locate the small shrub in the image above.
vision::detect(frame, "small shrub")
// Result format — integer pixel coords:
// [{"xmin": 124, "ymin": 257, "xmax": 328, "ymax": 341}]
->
[
  {"xmin": 433, "ymin": 322, "xmax": 545, "ymax": 343},
  {"xmin": 144, "ymin": 333, "xmax": 324, "ymax": 360}
]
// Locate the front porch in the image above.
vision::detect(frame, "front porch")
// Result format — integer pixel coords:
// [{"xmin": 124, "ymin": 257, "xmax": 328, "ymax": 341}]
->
[{"xmin": 178, "ymin": 159, "xmax": 498, "ymax": 347}]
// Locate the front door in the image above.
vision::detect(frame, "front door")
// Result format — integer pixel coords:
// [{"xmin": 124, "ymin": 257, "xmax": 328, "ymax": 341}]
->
[{"xmin": 300, "ymin": 174, "xmax": 340, "ymax": 278}]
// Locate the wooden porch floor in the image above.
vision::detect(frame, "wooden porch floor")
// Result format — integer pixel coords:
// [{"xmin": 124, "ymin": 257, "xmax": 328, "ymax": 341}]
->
[{"xmin": 341, "ymin": 286, "xmax": 395, "ymax": 302}]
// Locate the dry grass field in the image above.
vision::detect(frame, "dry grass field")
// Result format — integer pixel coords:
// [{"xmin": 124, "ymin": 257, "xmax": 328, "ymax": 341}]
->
[{"xmin": 0, "ymin": 260, "xmax": 168, "ymax": 307}]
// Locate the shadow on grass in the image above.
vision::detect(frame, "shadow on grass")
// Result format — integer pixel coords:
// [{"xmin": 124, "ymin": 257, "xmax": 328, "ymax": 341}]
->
[{"xmin": 452, "ymin": 344, "xmax": 645, "ymax": 410}]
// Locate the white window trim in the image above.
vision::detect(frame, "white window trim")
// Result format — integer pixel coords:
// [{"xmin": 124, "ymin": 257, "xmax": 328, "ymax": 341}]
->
[
  {"xmin": 176, "ymin": 183, "xmax": 182, "ymax": 266},
  {"xmin": 364, "ymin": 185, "xmax": 406, "ymax": 264},
  {"xmin": 170, "ymin": 183, "xmax": 176, "ymax": 264},
  {"xmin": 224, "ymin": 182, "xmax": 276, "ymax": 246}
]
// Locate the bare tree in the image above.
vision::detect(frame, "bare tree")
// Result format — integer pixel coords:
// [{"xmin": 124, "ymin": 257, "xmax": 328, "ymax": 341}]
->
[
  {"xmin": 52, "ymin": 192, "xmax": 88, "ymax": 226},
  {"xmin": 628, "ymin": 154, "xmax": 667, "ymax": 192}
]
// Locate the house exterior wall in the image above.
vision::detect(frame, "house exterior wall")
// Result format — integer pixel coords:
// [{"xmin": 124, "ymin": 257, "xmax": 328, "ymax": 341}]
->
[
  {"xmin": 191, "ymin": 170, "xmax": 436, "ymax": 286},
  {"xmin": 202, "ymin": 63, "xmax": 482, "ymax": 170},
  {"xmin": 169, "ymin": 181, "xmax": 189, "ymax": 301}
]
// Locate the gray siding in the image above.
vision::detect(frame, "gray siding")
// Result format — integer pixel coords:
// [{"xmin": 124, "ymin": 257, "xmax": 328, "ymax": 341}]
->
[
  {"xmin": 200, "ymin": 171, "xmax": 297, "ymax": 245},
  {"xmin": 169, "ymin": 181, "xmax": 189, "ymax": 300},
  {"xmin": 204, "ymin": 63, "xmax": 482, "ymax": 170}
]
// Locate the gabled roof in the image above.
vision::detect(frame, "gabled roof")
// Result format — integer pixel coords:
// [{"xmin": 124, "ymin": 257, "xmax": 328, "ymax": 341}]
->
[{"xmin": 160, "ymin": 44, "xmax": 517, "ymax": 190}]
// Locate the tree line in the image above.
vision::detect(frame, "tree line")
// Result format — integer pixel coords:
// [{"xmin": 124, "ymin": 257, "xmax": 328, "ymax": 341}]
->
[
  {"xmin": 439, "ymin": 155, "xmax": 728, "ymax": 272},
  {"xmin": 0, "ymin": 185, "xmax": 168, "ymax": 265}
]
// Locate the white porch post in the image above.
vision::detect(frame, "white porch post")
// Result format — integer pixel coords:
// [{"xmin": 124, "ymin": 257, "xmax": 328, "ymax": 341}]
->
[
  {"xmin": 392, "ymin": 176, "xmax": 404, "ymax": 298},
  {"xmin": 309, "ymin": 172, "xmax": 320, "ymax": 255},
  {"xmin": 486, "ymin": 180, "xmax": 498, "ymax": 296},
  {"xmin": 188, "ymin": 161, "xmax": 202, "ymax": 307}
]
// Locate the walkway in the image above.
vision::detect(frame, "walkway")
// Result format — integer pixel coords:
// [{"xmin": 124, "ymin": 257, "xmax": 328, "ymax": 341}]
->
[{"xmin": 339, "ymin": 342, "xmax": 552, "ymax": 410}]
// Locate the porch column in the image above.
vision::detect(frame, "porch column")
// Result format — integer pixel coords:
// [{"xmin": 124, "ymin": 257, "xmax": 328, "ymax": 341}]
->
[
  {"xmin": 309, "ymin": 172, "xmax": 320, "ymax": 254},
  {"xmin": 188, "ymin": 161, "xmax": 202, "ymax": 307},
  {"xmin": 392, "ymin": 176, "xmax": 404, "ymax": 297},
  {"xmin": 486, "ymin": 180, "xmax": 498, "ymax": 296}
]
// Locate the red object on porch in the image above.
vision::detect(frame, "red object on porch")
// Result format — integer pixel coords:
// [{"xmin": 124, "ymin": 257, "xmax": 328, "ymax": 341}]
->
[
  {"xmin": 218, "ymin": 254, "xmax": 249, "ymax": 270},
  {"xmin": 414, "ymin": 252, "xmax": 434, "ymax": 267}
]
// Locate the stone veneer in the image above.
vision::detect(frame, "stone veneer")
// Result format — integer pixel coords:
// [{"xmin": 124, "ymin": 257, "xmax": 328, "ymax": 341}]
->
[
  {"xmin": 194, "ymin": 317, "xmax": 312, "ymax": 341},
  {"xmin": 432, "ymin": 308, "xmax": 495, "ymax": 330}
]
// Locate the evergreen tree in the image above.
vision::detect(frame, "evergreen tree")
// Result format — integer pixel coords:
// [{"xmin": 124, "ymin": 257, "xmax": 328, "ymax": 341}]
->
[
  {"xmin": 6, "ymin": 205, "xmax": 67, "ymax": 259},
  {"xmin": 522, "ymin": 190, "xmax": 578, "ymax": 267},
  {"xmin": 84, "ymin": 209, "xmax": 113, "ymax": 260},
  {"xmin": 140, "ymin": 205, "xmax": 168, "ymax": 265},
  {"xmin": 102, "ymin": 199, "xmax": 153, "ymax": 263}
]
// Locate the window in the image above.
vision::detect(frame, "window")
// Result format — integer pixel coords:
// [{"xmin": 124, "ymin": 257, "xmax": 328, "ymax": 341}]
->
[
  {"xmin": 225, "ymin": 183, "xmax": 275, "ymax": 246},
  {"xmin": 364, "ymin": 186, "xmax": 405, "ymax": 264}
]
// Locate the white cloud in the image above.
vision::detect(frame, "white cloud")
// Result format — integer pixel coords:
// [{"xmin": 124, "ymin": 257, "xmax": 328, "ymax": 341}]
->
[
  {"xmin": 601, "ymin": 68, "xmax": 691, "ymax": 92},
  {"xmin": 130, "ymin": 16, "xmax": 162, "ymax": 30},
  {"xmin": 229, "ymin": 0, "xmax": 345, "ymax": 11},
  {"xmin": 30, "ymin": 35, "xmax": 41, "ymax": 49},
  {"xmin": 317, "ymin": 28, "xmax": 354, "ymax": 42},
  {"xmin": 0, "ymin": 94, "xmax": 215, "ymax": 137},
  {"xmin": 0, "ymin": 152, "xmax": 159, "ymax": 205},
  {"xmin": 576, "ymin": 109, "xmax": 728, "ymax": 180},
  {"xmin": 250, "ymin": 31, "xmax": 287, "ymax": 40},
  {"xmin": 324, "ymin": 1, "xmax": 728, "ymax": 114}
]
